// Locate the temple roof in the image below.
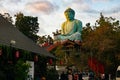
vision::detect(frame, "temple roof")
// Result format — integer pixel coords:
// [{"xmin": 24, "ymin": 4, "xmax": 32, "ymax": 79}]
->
[{"xmin": 0, "ymin": 15, "xmax": 55, "ymax": 58}]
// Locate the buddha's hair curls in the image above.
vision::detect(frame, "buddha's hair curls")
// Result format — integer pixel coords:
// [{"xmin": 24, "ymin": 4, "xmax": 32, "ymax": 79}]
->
[{"xmin": 64, "ymin": 8, "xmax": 75, "ymax": 15}]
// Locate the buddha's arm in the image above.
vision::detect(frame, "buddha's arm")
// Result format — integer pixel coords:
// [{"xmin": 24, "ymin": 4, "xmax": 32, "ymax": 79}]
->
[
  {"xmin": 76, "ymin": 20, "xmax": 82, "ymax": 33},
  {"xmin": 61, "ymin": 22, "xmax": 66, "ymax": 35}
]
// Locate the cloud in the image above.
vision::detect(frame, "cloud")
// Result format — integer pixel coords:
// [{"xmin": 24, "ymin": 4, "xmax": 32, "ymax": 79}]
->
[
  {"xmin": 38, "ymin": 27, "xmax": 46, "ymax": 35},
  {"xmin": 0, "ymin": 8, "xmax": 8, "ymax": 14},
  {"xmin": 8, "ymin": 0, "xmax": 22, "ymax": 3},
  {"xmin": 83, "ymin": 8, "xmax": 99, "ymax": 14},
  {"xmin": 25, "ymin": 1, "xmax": 59, "ymax": 15},
  {"xmin": 92, "ymin": 0, "xmax": 112, "ymax": 2},
  {"xmin": 69, "ymin": 0, "xmax": 91, "ymax": 12},
  {"xmin": 1, "ymin": 0, "xmax": 22, "ymax": 5},
  {"xmin": 102, "ymin": 5, "xmax": 120, "ymax": 14},
  {"xmin": 71, "ymin": 0, "xmax": 120, "ymax": 15}
]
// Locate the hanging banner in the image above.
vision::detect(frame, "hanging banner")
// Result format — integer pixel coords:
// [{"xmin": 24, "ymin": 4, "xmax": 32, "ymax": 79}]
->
[{"xmin": 88, "ymin": 57, "xmax": 104, "ymax": 74}]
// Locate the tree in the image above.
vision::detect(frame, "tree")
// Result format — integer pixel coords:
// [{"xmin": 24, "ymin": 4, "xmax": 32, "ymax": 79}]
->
[
  {"xmin": 15, "ymin": 12, "xmax": 39, "ymax": 42},
  {"xmin": 14, "ymin": 59, "xmax": 30, "ymax": 80},
  {"xmin": 44, "ymin": 13, "xmax": 120, "ymax": 78},
  {"xmin": 82, "ymin": 13, "xmax": 120, "ymax": 77},
  {"xmin": 1, "ymin": 13, "xmax": 13, "ymax": 23}
]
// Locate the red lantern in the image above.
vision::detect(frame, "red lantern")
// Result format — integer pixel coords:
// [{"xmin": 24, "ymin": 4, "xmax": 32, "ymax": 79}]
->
[
  {"xmin": 34, "ymin": 55, "xmax": 38, "ymax": 62},
  {"xmin": 15, "ymin": 51, "xmax": 19, "ymax": 58},
  {"xmin": 49, "ymin": 59, "xmax": 52, "ymax": 65},
  {"xmin": 60, "ymin": 60, "xmax": 63, "ymax": 65},
  {"xmin": 0, "ymin": 49, "xmax": 2, "ymax": 56}
]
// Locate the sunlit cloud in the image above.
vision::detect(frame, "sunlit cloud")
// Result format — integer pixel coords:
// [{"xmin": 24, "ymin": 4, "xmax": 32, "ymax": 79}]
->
[
  {"xmin": 68, "ymin": 0, "xmax": 91, "ymax": 13},
  {"xmin": 25, "ymin": 1, "xmax": 59, "ymax": 15},
  {"xmin": 0, "ymin": 8, "xmax": 8, "ymax": 14}
]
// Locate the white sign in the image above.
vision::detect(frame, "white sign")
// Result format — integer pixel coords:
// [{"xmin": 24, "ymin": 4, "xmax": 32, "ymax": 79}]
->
[{"xmin": 26, "ymin": 61, "xmax": 34, "ymax": 80}]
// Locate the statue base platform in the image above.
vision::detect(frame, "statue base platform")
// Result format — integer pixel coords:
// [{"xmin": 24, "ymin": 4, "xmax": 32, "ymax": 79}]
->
[{"xmin": 47, "ymin": 40, "xmax": 82, "ymax": 51}]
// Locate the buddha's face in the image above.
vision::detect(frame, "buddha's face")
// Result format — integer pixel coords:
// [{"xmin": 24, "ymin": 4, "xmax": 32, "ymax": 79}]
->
[{"xmin": 65, "ymin": 11, "xmax": 74, "ymax": 21}]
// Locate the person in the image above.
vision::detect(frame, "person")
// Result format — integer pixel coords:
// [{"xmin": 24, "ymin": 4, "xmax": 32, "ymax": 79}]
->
[
  {"xmin": 78, "ymin": 71, "xmax": 83, "ymax": 80},
  {"xmin": 55, "ymin": 8, "xmax": 82, "ymax": 44},
  {"xmin": 41, "ymin": 76, "xmax": 46, "ymax": 80},
  {"xmin": 88, "ymin": 71, "xmax": 94, "ymax": 80},
  {"xmin": 67, "ymin": 70, "xmax": 74, "ymax": 80},
  {"xmin": 60, "ymin": 71, "xmax": 67, "ymax": 80}
]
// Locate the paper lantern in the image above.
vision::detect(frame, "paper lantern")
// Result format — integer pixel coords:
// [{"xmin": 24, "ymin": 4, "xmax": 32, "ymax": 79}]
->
[
  {"xmin": 34, "ymin": 55, "xmax": 38, "ymax": 62},
  {"xmin": 60, "ymin": 60, "xmax": 63, "ymax": 65},
  {"xmin": 49, "ymin": 59, "xmax": 52, "ymax": 65},
  {"xmin": 15, "ymin": 51, "xmax": 19, "ymax": 58},
  {"xmin": 0, "ymin": 49, "xmax": 2, "ymax": 56}
]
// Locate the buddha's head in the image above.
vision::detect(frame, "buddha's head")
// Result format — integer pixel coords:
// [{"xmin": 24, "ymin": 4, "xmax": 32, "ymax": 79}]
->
[{"xmin": 64, "ymin": 8, "xmax": 75, "ymax": 21}]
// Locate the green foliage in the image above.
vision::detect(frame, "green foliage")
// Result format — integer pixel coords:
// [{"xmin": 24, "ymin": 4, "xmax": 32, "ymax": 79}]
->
[
  {"xmin": 15, "ymin": 12, "xmax": 39, "ymax": 42},
  {"xmin": 14, "ymin": 59, "xmax": 31, "ymax": 80},
  {"xmin": 37, "ymin": 35, "xmax": 54, "ymax": 45},
  {"xmin": 2, "ymin": 13, "xmax": 13, "ymax": 23}
]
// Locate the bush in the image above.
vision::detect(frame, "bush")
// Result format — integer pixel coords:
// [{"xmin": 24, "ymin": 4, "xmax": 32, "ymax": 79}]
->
[{"xmin": 14, "ymin": 59, "xmax": 30, "ymax": 80}]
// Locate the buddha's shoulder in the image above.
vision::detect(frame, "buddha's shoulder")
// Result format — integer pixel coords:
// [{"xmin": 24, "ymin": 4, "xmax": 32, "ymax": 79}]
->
[
  {"xmin": 62, "ymin": 19, "xmax": 82, "ymax": 25},
  {"xmin": 74, "ymin": 19, "xmax": 82, "ymax": 23}
]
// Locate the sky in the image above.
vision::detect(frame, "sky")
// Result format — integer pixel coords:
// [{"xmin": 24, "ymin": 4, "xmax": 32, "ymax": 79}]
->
[{"xmin": 0, "ymin": 0, "xmax": 120, "ymax": 37}]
